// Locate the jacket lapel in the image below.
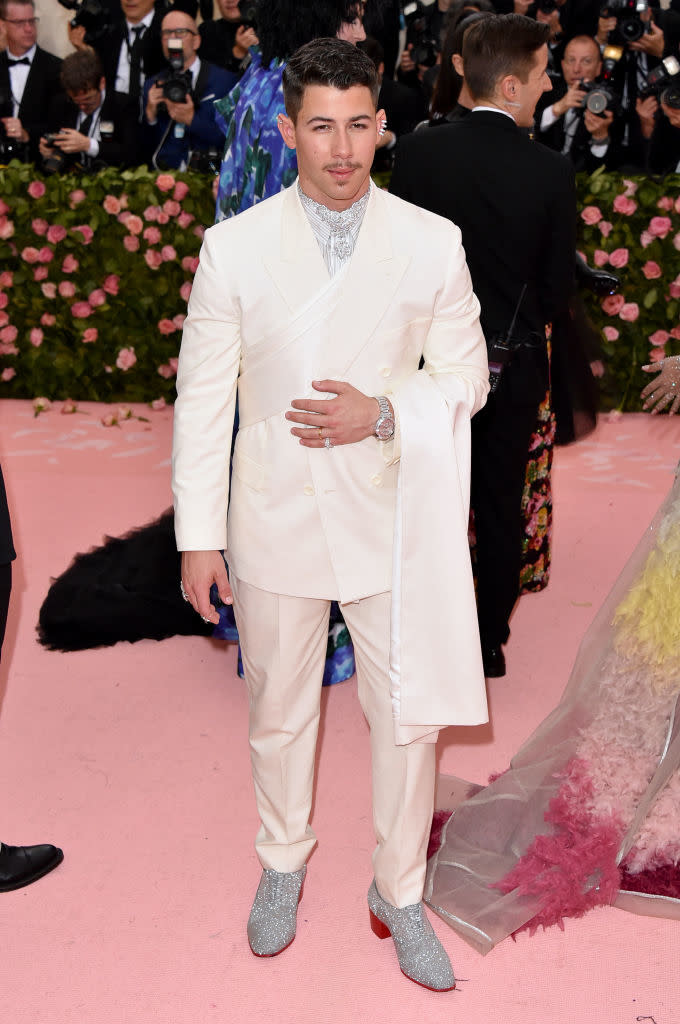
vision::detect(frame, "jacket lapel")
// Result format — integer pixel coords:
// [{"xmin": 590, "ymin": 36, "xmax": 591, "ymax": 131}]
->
[{"xmin": 262, "ymin": 182, "xmax": 330, "ymax": 312}]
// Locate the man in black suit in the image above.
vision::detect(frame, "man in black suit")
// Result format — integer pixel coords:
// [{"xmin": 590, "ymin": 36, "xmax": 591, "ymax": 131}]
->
[
  {"xmin": 0, "ymin": 463, "xmax": 63, "ymax": 892},
  {"xmin": 391, "ymin": 14, "xmax": 576, "ymax": 677},
  {"xmin": 0, "ymin": 0, "xmax": 62, "ymax": 160},
  {"xmin": 40, "ymin": 49, "xmax": 140, "ymax": 170}
]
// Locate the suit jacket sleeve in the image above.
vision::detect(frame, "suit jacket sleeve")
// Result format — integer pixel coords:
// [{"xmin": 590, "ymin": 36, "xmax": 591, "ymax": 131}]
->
[
  {"xmin": 0, "ymin": 463, "xmax": 16, "ymax": 564},
  {"xmin": 538, "ymin": 156, "xmax": 576, "ymax": 325},
  {"xmin": 172, "ymin": 227, "xmax": 241, "ymax": 552},
  {"xmin": 188, "ymin": 66, "xmax": 237, "ymax": 149}
]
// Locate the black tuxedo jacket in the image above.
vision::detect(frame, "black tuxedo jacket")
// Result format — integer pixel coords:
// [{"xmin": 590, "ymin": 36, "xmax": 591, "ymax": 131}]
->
[
  {"xmin": 47, "ymin": 89, "xmax": 141, "ymax": 167},
  {"xmin": 0, "ymin": 46, "xmax": 63, "ymax": 159},
  {"xmin": 0, "ymin": 464, "xmax": 15, "ymax": 565},
  {"xmin": 391, "ymin": 110, "xmax": 575, "ymax": 404},
  {"xmin": 93, "ymin": 8, "xmax": 165, "ymax": 97}
]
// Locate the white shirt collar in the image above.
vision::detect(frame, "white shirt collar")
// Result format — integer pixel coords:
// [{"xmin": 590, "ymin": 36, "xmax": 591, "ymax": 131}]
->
[
  {"xmin": 126, "ymin": 10, "xmax": 155, "ymax": 35},
  {"xmin": 7, "ymin": 43, "xmax": 36, "ymax": 63},
  {"xmin": 471, "ymin": 105, "xmax": 516, "ymax": 122}
]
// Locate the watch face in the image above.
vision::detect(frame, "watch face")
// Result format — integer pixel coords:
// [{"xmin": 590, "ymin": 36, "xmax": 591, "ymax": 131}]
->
[{"xmin": 376, "ymin": 417, "xmax": 395, "ymax": 441}]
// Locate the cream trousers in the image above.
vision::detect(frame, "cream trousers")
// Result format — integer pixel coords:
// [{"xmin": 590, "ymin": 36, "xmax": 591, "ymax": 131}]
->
[{"xmin": 231, "ymin": 574, "xmax": 436, "ymax": 908}]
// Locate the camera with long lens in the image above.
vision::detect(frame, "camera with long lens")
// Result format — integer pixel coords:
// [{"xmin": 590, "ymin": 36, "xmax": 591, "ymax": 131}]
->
[
  {"xmin": 188, "ymin": 147, "xmax": 221, "ymax": 174},
  {"xmin": 159, "ymin": 39, "xmax": 192, "ymax": 105},
  {"xmin": 403, "ymin": 1, "xmax": 440, "ymax": 69},
  {"xmin": 238, "ymin": 2, "xmax": 258, "ymax": 30},
  {"xmin": 600, "ymin": 0, "xmax": 649, "ymax": 44},
  {"xmin": 579, "ymin": 46, "xmax": 622, "ymax": 116},
  {"xmin": 641, "ymin": 55, "xmax": 680, "ymax": 109},
  {"xmin": 57, "ymin": 0, "xmax": 111, "ymax": 44}
]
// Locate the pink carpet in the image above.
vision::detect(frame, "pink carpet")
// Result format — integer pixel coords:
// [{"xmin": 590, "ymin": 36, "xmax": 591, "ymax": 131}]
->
[{"xmin": 1, "ymin": 399, "xmax": 678, "ymax": 1024}]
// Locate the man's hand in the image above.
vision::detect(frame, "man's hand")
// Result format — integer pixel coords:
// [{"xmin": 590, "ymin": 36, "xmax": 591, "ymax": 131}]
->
[
  {"xmin": 48, "ymin": 127, "xmax": 90, "ymax": 154},
  {"xmin": 513, "ymin": 0, "xmax": 533, "ymax": 14},
  {"xmin": 399, "ymin": 43, "xmax": 415, "ymax": 74},
  {"xmin": 629, "ymin": 19, "xmax": 664, "ymax": 57},
  {"xmin": 1, "ymin": 116, "xmax": 28, "ymax": 143},
  {"xmin": 553, "ymin": 82, "xmax": 587, "ymax": 118},
  {"xmin": 181, "ymin": 550, "xmax": 232, "ymax": 624},
  {"xmin": 67, "ymin": 22, "xmax": 88, "ymax": 49},
  {"xmin": 145, "ymin": 82, "xmax": 164, "ymax": 123},
  {"xmin": 636, "ymin": 94, "xmax": 658, "ymax": 138},
  {"xmin": 233, "ymin": 23, "xmax": 258, "ymax": 59},
  {"xmin": 286, "ymin": 380, "xmax": 385, "ymax": 448},
  {"xmin": 661, "ymin": 99, "xmax": 680, "ymax": 130},
  {"xmin": 584, "ymin": 107, "xmax": 613, "ymax": 141},
  {"xmin": 166, "ymin": 93, "xmax": 195, "ymax": 126}
]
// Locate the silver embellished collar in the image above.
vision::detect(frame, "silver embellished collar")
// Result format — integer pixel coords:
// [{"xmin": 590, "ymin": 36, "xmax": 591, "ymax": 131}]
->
[{"xmin": 297, "ymin": 180, "xmax": 372, "ymax": 269}]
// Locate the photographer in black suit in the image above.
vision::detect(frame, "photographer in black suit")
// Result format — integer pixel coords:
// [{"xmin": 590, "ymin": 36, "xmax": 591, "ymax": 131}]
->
[
  {"xmin": 0, "ymin": 463, "xmax": 63, "ymax": 892},
  {"xmin": 391, "ymin": 14, "xmax": 576, "ymax": 677},
  {"xmin": 40, "ymin": 49, "xmax": 140, "ymax": 170},
  {"xmin": 0, "ymin": 0, "xmax": 62, "ymax": 161}
]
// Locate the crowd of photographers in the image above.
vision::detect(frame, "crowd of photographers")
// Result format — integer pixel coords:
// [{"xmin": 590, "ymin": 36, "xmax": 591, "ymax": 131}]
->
[{"xmin": 1, "ymin": 0, "xmax": 679, "ymax": 175}]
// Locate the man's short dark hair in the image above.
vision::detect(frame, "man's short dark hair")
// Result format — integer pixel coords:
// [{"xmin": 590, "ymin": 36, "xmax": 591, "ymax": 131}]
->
[
  {"xmin": 462, "ymin": 14, "xmax": 550, "ymax": 101},
  {"xmin": 0, "ymin": 0, "xmax": 35, "ymax": 17},
  {"xmin": 60, "ymin": 50, "xmax": 105, "ymax": 94},
  {"xmin": 282, "ymin": 37, "xmax": 380, "ymax": 122}
]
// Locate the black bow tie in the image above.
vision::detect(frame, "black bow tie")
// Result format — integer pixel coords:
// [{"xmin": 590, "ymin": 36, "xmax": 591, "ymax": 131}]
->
[{"xmin": 8, "ymin": 57, "xmax": 31, "ymax": 66}]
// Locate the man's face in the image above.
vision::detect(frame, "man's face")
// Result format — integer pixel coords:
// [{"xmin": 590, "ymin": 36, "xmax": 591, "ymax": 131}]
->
[
  {"xmin": 217, "ymin": 0, "xmax": 241, "ymax": 19},
  {"xmin": 279, "ymin": 84, "xmax": 384, "ymax": 211},
  {"xmin": 120, "ymin": 0, "xmax": 155, "ymax": 25},
  {"xmin": 2, "ymin": 2, "xmax": 38, "ymax": 56},
  {"xmin": 562, "ymin": 39, "xmax": 601, "ymax": 86},
  {"xmin": 513, "ymin": 44, "xmax": 552, "ymax": 126},
  {"xmin": 68, "ymin": 78, "xmax": 104, "ymax": 115},
  {"xmin": 160, "ymin": 12, "xmax": 199, "ymax": 65}
]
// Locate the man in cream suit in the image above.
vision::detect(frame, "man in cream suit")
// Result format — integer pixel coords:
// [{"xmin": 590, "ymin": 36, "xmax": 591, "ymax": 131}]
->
[{"xmin": 172, "ymin": 37, "xmax": 489, "ymax": 991}]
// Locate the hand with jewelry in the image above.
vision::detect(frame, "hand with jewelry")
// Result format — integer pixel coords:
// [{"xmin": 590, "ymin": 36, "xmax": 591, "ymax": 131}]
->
[
  {"xmin": 641, "ymin": 356, "xmax": 680, "ymax": 415},
  {"xmin": 286, "ymin": 380, "xmax": 385, "ymax": 448},
  {"xmin": 1, "ymin": 116, "xmax": 28, "ymax": 143},
  {"xmin": 180, "ymin": 550, "xmax": 232, "ymax": 624}
]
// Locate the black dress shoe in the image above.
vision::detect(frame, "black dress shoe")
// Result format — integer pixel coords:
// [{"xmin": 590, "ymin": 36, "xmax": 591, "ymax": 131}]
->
[
  {"xmin": 482, "ymin": 646, "xmax": 506, "ymax": 678},
  {"xmin": 0, "ymin": 843, "xmax": 64, "ymax": 892}
]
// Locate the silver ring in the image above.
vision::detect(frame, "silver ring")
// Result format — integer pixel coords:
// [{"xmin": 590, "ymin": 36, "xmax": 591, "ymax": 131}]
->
[
  {"xmin": 201, "ymin": 615, "xmax": 210, "ymax": 623},
  {"xmin": 180, "ymin": 580, "xmax": 190, "ymax": 602},
  {"xmin": 324, "ymin": 436, "xmax": 332, "ymax": 450}
]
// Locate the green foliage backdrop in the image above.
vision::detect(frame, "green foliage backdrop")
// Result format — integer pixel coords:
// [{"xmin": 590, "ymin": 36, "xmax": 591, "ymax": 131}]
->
[{"xmin": 1, "ymin": 165, "xmax": 679, "ymax": 409}]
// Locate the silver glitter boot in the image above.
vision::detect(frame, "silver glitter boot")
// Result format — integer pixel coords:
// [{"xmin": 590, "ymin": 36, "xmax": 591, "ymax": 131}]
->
[
  {"xmin": 367, "ymin": 880, "xmax": 456, "ymax": 991},
  {"xmin": 247, "ymin": 866, "xmax": 306, "ymax": 957}
]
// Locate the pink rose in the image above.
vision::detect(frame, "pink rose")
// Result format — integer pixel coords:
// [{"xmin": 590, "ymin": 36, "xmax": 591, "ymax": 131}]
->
[
  {"xmin": 41, "ymin": 283, "xmax": 57, "ymax": 299},
  {"xmin": 172, "ymin": 315, "xmax": 185, "ymax": 331},
  {"xmin": 649, "ymin": 330, "xmax": 670, "ymax": 347},
  {"xmin": 1, "ymin": 367, "xmax": 16, "ymax": 382},
  {"xmin": 0, "ymin": 325, "xmax": 18, "ymax": 343},
  {"xmin": 143, "ymin": 226, "xmax": 161, "ymax": 244},
  {"xmin": 82, "ymin": 327, "xmax": 98, "ymax": 343},
  {"xmin": 157, "ymin": 363, "xmax": 174, "ymax": 378},
  {"xmin": 0, "ymin": 312, "xmax": 8, "ymax": 327},
  {"xmin": 157, "ymin": 212, "xmax": 170, "ymax": 225},
  {"xmin": 177, "ymin": 211, "xmax": 194, "ymax": 229},
  {"xmin": 126, "ymin": 214, "xmax": 144, "ymax": 236},
  {"xmin": 181, "ymin": 256, "xmax": 199, "ymax": 273},
  {"xmin": 27, "ymin": 181, "xmax": 46, "ymax": 199},
  {"xmin": 648, "ymin": 347, "xmax": 666, "ymax": 363},
  {"xmin": 158, "ymin": 318, "xmax": 177, "ymax": 335},
  {"xmin": 0, "ymin": 272, "xmax": 12, "ymax": 288},
  {"xmin": 103, "ymin": 274, "xmax": 119, "ymax": 295},
  {"xmin": 601, "ymin": 294, "xmax": 624, "ymax": 315},
  {"xmin": 119, "ymin": 193, "xmax": 129, "ymax": 209},
  {"xmin": 609, "ymin": 248, "xmax": 629, "ymax": 268},
  {"xmin": 116, "ymin": 346, "xmax": 137, "ymax": 371},
  {"xmin": 144, "ymin": 205, "xmax": 161, "ymax": 221},
  {"xmin": 180, "ymin": 280, "xmax": 192, "ymax": 302},
  {"xmin": 619, "ymin": 302, "xmax": 639, "ymax": 322},
  {"xmin": 657, "ymin": 196, "xmax": 674, "ymax": 211},
  {"xmin": 603, "ymin": 326, "xmax": 619, "ymax": 341},
  {"xmin": 594, "ymin": 250, "xmax": 609, "ymax": 267},
  {"xmin": 163, "ymin": 199, "xmax": 180, "ymax": 217},
  {"xmin": 69, "ymin": 189, "xmax": 86, "ymax": 207},
  {"xmin": 144, "ymin": 249, "xmax": 163, "ymax": 270},
  {"xmin": 103, "ymin": 195, "xmax": 122, "ymax": 215},
  {"xmin": 72, "ymin": 224, "xmax": 94, "ymax": 243},
  {"xmin": 0, "ymin": 218, "xmax": 14, "ymax": 240},
  {"xmin": 0, "ymin": 340, "xmax": 18, "ymax": 355},
  {"xmin": 649, "ymin": 216, "xmax": 672, "ymax": 239},
  {"xmin": 0, "ymin": 293, "xmax": 7, "ymax": 310},
  {"xmin": 101, "ymin": 413, "xmax": 117, "ymax": 427},
  {"xmin": 21, "ymin": 246, "xmax": 40, "ymax": 264},
  {"xmin": 40, "ymin": 312, "xmax": 56, "ymax": 325},
  {"xmin": 30, "ymin": 327, "xmax": 43, "ymax": 347},
  {"xmin": 124, "ymin": 235, "xmax": 140, "ymax": 252},
  {"xmin": 671, "ymin": 327, "xmax": 680, "ymax": 341},
  {"xmin": 173, "ymin": 181, "xmax": 189, "ymax": 201},
  {"xmin": 33, "ymin": 266, "xmax": 48, "ymax": 281},
  {"xmin": 577, "ymin": 203, "xmax": 602, "ymax": 224},
  {"xmin": 37, "ymin": 246, "xmax": 54, "ymax": 264},
  {"xmin": 161, "ymin": 244, "xmax": 177, "ymax": 262},
  {"xmin": 613, "ymin": 195, "xmax": 637, "ymax": 216},
  {"xmin": 622, "ymin": 179, "xmax": 638, "ymax": 196},
  {"xmin": 640, "ymin": 230, "xmax": 653, "ymax": 248},
  {"xmin": 193, "ymin": 225, "xmax": 205, "ymax": 240},
  {"xmin": 156, "ymin": 173, "xmax": 175, "ymax": 192},
  {"xmin": 151, "ymin": 397, "xmax": 167, "ymax": 410},
  {"xmin": 47, "ymin": 224, "xmax": 67, "ymax": 244},
  {"xmin": 61, "ymin": 399, "xmax": 77, "ymax": 414},
  {"xmin": 88, "ymin": 289, "xmax": 106, "ymax": 308},
  {"xmin": 58, "ymin": 281, "xmax": 76, "ymax": 298},
  {"xmin": 168, "ymin": 356, "xmax": 178, "ymax": 373},
  {"xmin": 642, "ymin": 261, "xmax": 662, "ymax": 279},
  {"xmin": 674, "ymin": 232, "xmax": 680, "ymax": 252},
  {"xmin": 32, "ymin": 217, "xmax": 48, "ymax": 235},
  {"xmin": 670, "ymin": 281, "xmax": 680, "ymax": 299},
  {"xmin": 71, "ymin": 301, "xmax": 93, "ymax": 318},
  {"xmin": 599, "ymin": 221, "xmax": 613, "ymax": 237},
  {"xmin": 62, "ymin": 254, "xmax": 79, "ymax": 273}
]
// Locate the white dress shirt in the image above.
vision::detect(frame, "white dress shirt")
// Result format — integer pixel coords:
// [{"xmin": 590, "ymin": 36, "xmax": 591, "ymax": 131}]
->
[
  {"xmin": 115, "ymin": 10, "xmax": 155, "ymax": 94},
  {"xmin": 6, "ymin": 43, "xmax": 36, "ymax": 114}
]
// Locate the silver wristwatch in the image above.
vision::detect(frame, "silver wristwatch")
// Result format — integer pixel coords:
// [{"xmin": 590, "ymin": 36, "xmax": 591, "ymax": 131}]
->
[{"xmin": 374, "ymin": 396, "xmax": 395, "ymax": 441}]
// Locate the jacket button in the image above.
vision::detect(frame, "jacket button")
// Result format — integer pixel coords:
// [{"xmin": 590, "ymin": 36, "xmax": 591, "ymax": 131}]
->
[
  {"xmin": 303, "ymin": 484, "xmax": 315, "ymax": 496},
  {"xmin": 381, "ymin": 366, "xmax": 391, "ymax": 378},
  {"xmin": 371, "ymin": 474, "xmax": 382, "ymax": 487}
]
